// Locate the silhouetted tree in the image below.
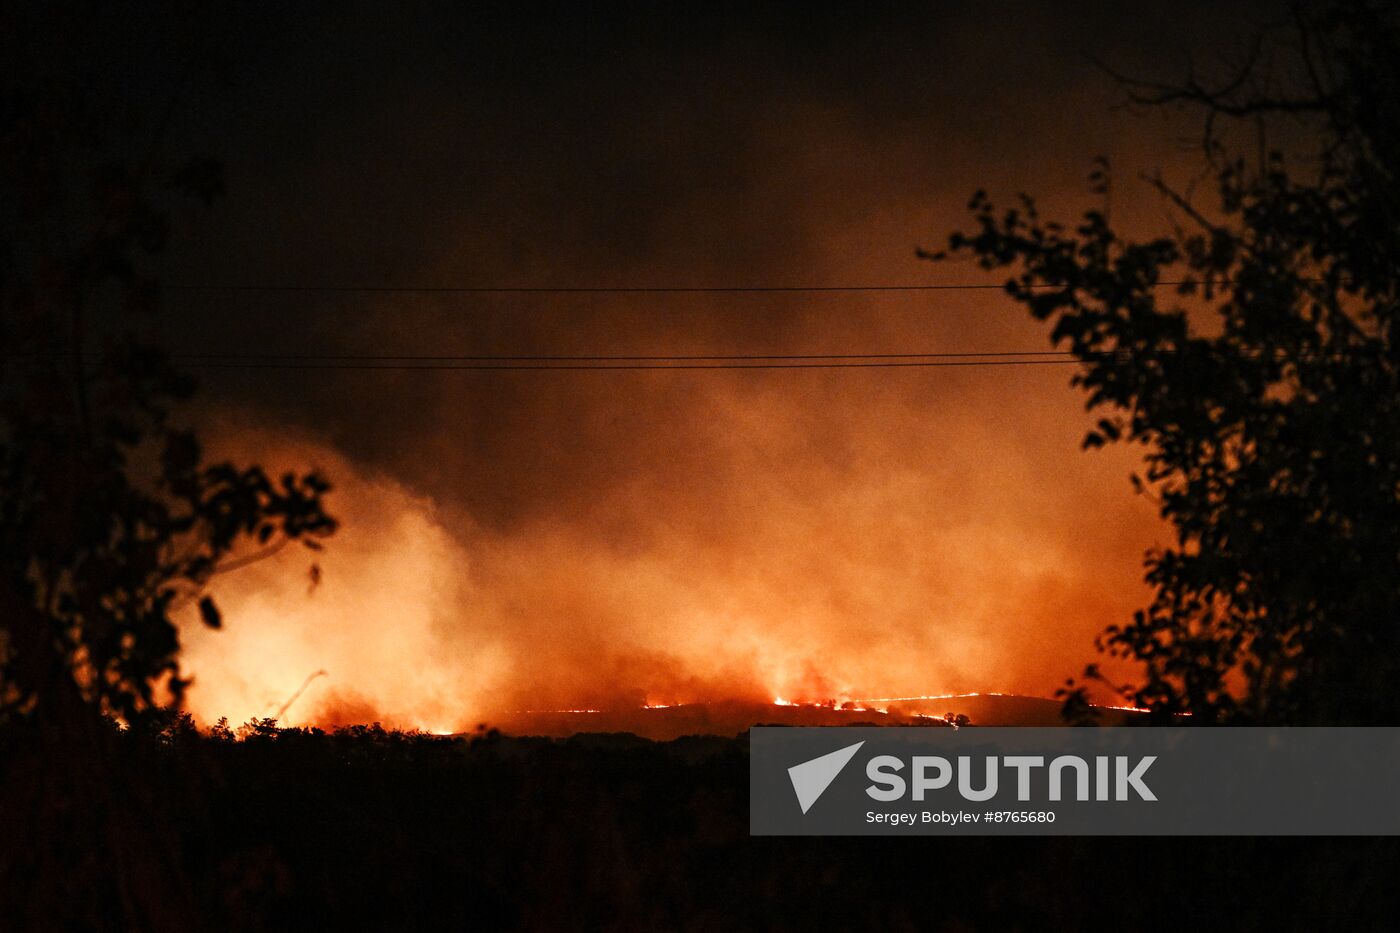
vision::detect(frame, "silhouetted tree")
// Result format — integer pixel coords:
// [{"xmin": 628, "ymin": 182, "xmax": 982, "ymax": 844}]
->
[
  {"xmin": 930, "ymin": 1, "xmax": 1399, "ymax": 724},
  {"xmin": 0, "ymin": 7, "xmax": 334, "ymax": 730},
  {"xmin": 0, "ymin": 7, "xmax": 334, "ymax": 928}
]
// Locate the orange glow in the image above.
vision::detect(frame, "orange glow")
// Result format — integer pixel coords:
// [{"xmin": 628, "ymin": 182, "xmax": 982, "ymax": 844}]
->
[
  {"xmin": 172, "ymin": 112, "xmax": 1190, "ymax": 733},
  {"xmin": 174, "ymin": 409, "xmax": 1160, "ymax": 733},
  {"xmin": 153, "ymin": 11, "xmax": 1226, "ymax": 737}
]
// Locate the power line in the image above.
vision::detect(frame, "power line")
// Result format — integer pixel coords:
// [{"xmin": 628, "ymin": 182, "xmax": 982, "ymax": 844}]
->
[
  {"xmin": 178, "ymin": 359, "xmax": 1083, "ymax": 371},
  {"xmin": 24, "ymin": 344, "xmax": 1322, "ymax": 371},
  {"xmin": 159, "ymin": 350, "xmax": 1073, "ymax": 362},
  {"xmin": 158, "ymin": 280, "xmax": 1205, "ymax": 295},
  {"xmin": 2, "ymin": 347, "xmax": 1106, "ymax": 372},
  {"xmin": 146, "ymin": 346, "xmax": 1327, "ymax": 365}
]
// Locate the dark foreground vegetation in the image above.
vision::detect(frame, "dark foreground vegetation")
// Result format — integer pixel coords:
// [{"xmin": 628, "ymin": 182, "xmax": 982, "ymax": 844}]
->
[
  {"xmin": 4, "ymin": 716, "xmax": 1396, "ymax": 932},
  {"xmin": 4, "ymin": 3, "xmax": 1399, "ymax": 930}
]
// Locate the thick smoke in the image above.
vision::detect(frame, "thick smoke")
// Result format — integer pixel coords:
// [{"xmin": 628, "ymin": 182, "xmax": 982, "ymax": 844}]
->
[{"xmin": 162, "ymin": 3, "xmax": 1276, "ymax": 728}]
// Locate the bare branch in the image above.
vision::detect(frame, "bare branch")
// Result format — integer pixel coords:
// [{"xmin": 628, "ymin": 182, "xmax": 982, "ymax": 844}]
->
[{"xmin": 210, "ymin": 536, "xmax": 291, "ymax": 576}]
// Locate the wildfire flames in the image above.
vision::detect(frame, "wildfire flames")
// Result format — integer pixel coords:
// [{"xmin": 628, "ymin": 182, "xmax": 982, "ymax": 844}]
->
[
  {"xmin": 176, "ymin": 296, "xmax": 1161, "ymax": 736},
  {"xmin": 128, "ymin": 0, "xmax": 1222, "ymax": 742}
]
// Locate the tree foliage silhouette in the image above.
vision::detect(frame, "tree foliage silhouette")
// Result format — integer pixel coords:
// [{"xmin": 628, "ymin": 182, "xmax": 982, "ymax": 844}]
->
[
  {"xmin": 0, "ymin": 8, "xmax": 335, "ymax": 929},
  {"xmin": 930, "ymin": 2, "xmax": 1399, "ymax": 724},
  {"xmin": 0, "ymin": 14, "xmax": 335, "ymax": 731}
]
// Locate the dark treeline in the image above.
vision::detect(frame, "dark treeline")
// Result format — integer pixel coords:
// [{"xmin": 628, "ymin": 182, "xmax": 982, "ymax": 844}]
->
[{"xmin": 4, "ymin": 717, "xmax": 1394, "ymax": 932}]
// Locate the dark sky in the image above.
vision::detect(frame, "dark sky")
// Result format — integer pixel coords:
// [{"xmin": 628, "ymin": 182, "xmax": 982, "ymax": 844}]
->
[{"xmin": 51, "ymin": 1, "xmax": 1293, "ymax": 727}]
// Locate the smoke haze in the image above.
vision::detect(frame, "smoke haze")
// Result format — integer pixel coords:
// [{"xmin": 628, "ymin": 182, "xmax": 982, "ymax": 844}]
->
[{"xmin": 139, "ymin": 2, "xmax": 1285, "ymax": 728}]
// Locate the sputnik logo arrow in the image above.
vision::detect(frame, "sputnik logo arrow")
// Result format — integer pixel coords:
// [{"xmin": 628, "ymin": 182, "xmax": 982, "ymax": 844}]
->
[{"xmin": 787, "ymin": 740, "xmax": 865, "ymax": 814}]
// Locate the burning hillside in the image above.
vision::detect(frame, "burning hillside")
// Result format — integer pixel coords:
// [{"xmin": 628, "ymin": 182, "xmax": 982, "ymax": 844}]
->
[{"xmin": 491, "ymin": 693, "xmax": 1145, "ymax": 740}]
